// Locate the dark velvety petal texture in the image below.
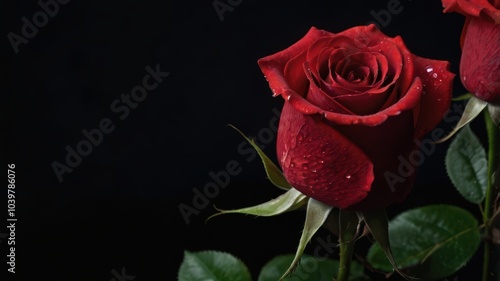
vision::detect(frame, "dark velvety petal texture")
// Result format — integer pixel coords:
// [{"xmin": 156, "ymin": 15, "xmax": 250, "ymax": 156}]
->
[
  {"xmin": 460, "ymin": 17, "xmax": 500, "ymax": 104},
  {"xmin": 338, "ymin": 110, "xmax": 417, "ymax": 210},
  {"xmin": 277, "ymin": 103, "xmax": 374, "ymax": 209}
]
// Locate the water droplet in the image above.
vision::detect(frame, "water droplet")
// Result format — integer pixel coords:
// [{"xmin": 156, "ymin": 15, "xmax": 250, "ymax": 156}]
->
[
  {"xmin": 416, "ymin": 86, "xmax": 421, "ymax": 90},
  {"xmin": 319, "ymin": 160, "xmax": 324, "ymax": 164},
  {"xmin": 462, "ymin": 75, "xmax": 467, "ymax": 81},
  {"xmin": 290, "ymin": 163, "xmax": 295, "ymax": 168},
  {"xmin": 287, "ymin": 95, "xmax": 291, "ymax": 101},
  {"xmin": 312, "ymin": 169, "xmax": 317, "ymax": 173},
  {"xmin": 302, "ymin": 163, "xmax": 309, "ymax": 170},
  {"xmin": 297, "ymin": 133, "xmax": 304, "ymax": 144},
  {"xmin": 425, "ymin": 65, "xmax": 434, "ymax": 73},
  {"xmin": 345, "ymin": 175, "xmax": 352, "ymax": 179},
  {"xmin": 432, "ymin": 73, "xmax": 438, "ymax": 79}
]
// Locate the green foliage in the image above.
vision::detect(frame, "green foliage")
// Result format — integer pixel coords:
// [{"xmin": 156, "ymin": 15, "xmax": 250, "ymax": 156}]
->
[{"xmin": 367, "ymin": 205, "xmax": 481, "ymax": 281}]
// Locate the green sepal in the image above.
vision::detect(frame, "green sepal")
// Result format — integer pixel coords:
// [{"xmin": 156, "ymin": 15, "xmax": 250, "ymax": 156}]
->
[
  {"xmin": 436, "ymin": 97, "xmax": 487, "ymax": 143},
  {"xmin": 280, "ymin": 198, "xmax": 333, "ymax": 280},
  {"xmin": 488, "ymin": 104, "xmax": 500, "ymax": 127},
  {"xmin": 229, "ymin": 124, "xmax": 291, "ymax": 190},
  {"xmin": 207, "ymin": 188, "xmax": 307, "ymax": 222},
  {"xmin": 360, "ymin": 209, "xmax": 415, "ymax": 280},
  {"xmin": 451, "ymin": 93, "xmax": 472, "ymax": 101}
]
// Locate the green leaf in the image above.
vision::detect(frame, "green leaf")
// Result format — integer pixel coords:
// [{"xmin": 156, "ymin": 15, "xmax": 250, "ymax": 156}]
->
[
  {"xmin": 178, "ymin": 250, "xmax": 252, "ymax": 281},
  {"xmin": 258, "ymin": 254, "xmax": 370, "ymax": 281},
  {"xmin": 229, "ymin": 124, "xmax": 291, "ymax": 190},
  {"xmin": 445, "ymin": 124, "xmax": 488, "ymax": 204},
  {"xmin": 366, "ymin": 205, "xmax": 481, "ymax": 280},
  {"xmin": 208, "ymin": 188, "xmax": 307, "ymax": 221},
  {"xmin": 436, "ymin": 97, "xmax": 487, "ymax": 143},
  {"xmin": 280, "ymin": 198, "xmax": 333, "ymax": 280},
  {"xmin": 361, "ymin": 209, "xmax": 413, "ymax": 280}
]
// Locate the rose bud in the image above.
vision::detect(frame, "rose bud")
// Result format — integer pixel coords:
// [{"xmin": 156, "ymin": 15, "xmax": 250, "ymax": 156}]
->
[
  {"xmin": 257, "ymin": 25, "xmax": 454, "ymax": 210},
  {"xmin": 442, "ymin": 0, "xmax": 500, "ymax": 104}
]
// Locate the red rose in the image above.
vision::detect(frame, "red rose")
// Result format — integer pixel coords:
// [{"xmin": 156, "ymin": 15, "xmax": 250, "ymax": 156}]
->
[
  {"xmin": 257, "ymin": 25, "xmax": 454, "ymax": 210},
  {"xmin": 443, "ymin": 0, "xmax": 500, "ymax": 104}
]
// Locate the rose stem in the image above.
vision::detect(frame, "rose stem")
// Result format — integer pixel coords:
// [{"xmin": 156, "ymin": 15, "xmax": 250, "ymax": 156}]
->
[
  {"xmin": 482, "ymin": 108, "xmax": 499, "ymax": 281},
  {"xmin": 336, "ymin": 238, "xmax": 355, "ymax": 281}
]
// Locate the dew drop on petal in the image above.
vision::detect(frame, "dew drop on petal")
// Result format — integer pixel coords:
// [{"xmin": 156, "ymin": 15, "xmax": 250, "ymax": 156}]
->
[
  {"xmin": 297, "ymin": 133, "xmax": 304, "ymax": 144},
  {"xmin": 432, "ymin": 73, "xmax": 438, "ymax": 79},
  {"xmin": 425, "ymin": 65, "xmax": 434, "ymax": 73},
  {"xmin": 302, "ymin": 163, "xmax": 309, "ymax": 170},
  {"xmin": 345, "ymin": 175, "xmax": 351, "ymax": 179}
]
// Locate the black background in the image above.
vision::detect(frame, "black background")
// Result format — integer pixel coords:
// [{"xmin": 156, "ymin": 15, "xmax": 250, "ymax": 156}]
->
[{"xmin": 2, "ymin": 0, "xmax": 488, "ymax": 280}]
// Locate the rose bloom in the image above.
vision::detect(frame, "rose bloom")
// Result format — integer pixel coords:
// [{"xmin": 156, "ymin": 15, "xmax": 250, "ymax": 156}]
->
[
  {"xmin": 443, "ymin": 0, "xmax": 500, "ymax": 104},
  {"xmin": 257, "ymin": 25, "xmax": 454, "ymax": 210}
]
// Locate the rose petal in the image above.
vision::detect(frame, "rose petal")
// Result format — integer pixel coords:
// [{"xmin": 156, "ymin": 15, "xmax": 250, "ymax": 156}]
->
[
  {"xmin": 335, "ymin": 110, "xmax": 416, "ymax": 210},
  {"xmin": 283, "ymin": 77, "xmax": 423, "ymax": 126},
  {"xmin": 460, "ymin": 16, "xmax": 500, "ymax": 104},
  {"xmin": 258, "ymin": 27, "xmax": 330, "ymax": 97},
  {"xmin": 277, "ymin": 102, "xmax": 374, "ymax": 208},
  {"xmin": 412, "ymin": 56, "xmax": 455, "ymax": 138},
  {"xmin": 390, "ymin": 36, "xmax": 415, "ymax": 95},
  {"xmin": 336, "ymin": 24, "xmax": 387, "ymax": 47},
  {"xmin": 333, "ymin": 89, "xmax": 392, "ymax": 115},
  {"xmin": 304, "ymin": 63, "xmax": 356, "ymax": 114},
  {"xmin": 366, "ymin": 39, "xmax": 404, "ymax": 92},
  {"xmin": 442, "ymin": 0, "xmax": 500, "ymax": 24},
  {"xmin": 284, "ymin": 50, "xmax": 309, "ymax": 96}
]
